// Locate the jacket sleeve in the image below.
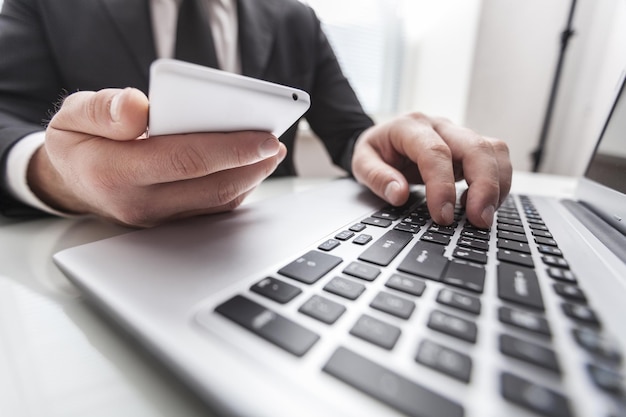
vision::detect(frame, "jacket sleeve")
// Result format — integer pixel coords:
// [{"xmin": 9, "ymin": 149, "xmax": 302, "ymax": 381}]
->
[{"xmin": 0, "ymin": 0, "xmax": 64, "ymax": 216}]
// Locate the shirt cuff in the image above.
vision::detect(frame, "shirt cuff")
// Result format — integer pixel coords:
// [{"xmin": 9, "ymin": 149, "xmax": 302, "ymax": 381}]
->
[{"xmin": 5, "ymin": 132, "xmax": 77, "ymax": 217}]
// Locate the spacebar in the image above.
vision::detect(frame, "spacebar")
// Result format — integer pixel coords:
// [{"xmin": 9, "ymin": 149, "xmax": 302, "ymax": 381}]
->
[{"xmin": 323, "ymin": 347, "xmax": 464, "ymax": 417}]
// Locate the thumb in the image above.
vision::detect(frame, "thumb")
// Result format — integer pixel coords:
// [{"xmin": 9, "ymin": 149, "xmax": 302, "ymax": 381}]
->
[{"xmin": 50, "ymin": 88, "xmax": 149, "ymax": 141}]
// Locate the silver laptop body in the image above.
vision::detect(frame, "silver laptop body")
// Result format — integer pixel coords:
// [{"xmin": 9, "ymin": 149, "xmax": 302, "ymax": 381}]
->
[{"xmin": 54, "ymin": 77, "xmax": 626, "ymax": 417}]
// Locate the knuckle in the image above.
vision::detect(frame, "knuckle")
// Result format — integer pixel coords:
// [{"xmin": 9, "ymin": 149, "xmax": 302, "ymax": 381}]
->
[{"xmin": 426, "ymin": 141, "xmax": 452, "ymax": 161}]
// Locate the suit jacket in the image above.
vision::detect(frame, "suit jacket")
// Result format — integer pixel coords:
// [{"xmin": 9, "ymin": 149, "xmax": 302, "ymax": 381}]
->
[{"xmin": 0, "ymin": 0, "xmax": 373, "ymax": 215}]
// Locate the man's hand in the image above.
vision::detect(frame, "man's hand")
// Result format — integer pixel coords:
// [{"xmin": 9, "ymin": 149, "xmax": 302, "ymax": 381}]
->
[
  {"xmin": 27, "ymin": 88, "xmax": 286, "ymax": 227},
  {"xmin": 352, "ymin": 112, "xmax": 512, "ymax": 229}
]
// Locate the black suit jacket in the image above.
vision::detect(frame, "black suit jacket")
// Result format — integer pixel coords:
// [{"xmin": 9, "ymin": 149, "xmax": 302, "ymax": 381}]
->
[{"xmin": 0, "ymin": 0, "xmax": 373, "ymax": 215}]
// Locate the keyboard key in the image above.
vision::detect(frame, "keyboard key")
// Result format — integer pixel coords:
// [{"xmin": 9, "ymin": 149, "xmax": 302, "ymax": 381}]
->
[
  {"xmin": 547, "ymin": 267, "xmax": 577, "ymax": 283},
  {"xmin": 416, "ymin": 339, "xmax": 473, "ymax": 383},
  {"xmin": 350, "ymin": 314, "xmax": 401, "ymax": 350},
  {"xmin": 324, "ymin": 277, "xmax": 366, "ymax": 300},
  {"xmin": 498, "ymin": 249, "xmax": 535, "ymax": 268},
  {"xmin": 461, "ymin": 227, "xmax": 490, "ymax": 241},
  {"xmin": 587, "ymin": 364, "xmax": 624, "ymax": 394},
  {"xmin": 420, "ymin": 231, "xmax": 451, "ymax": 245},
  {"xmin": 251, "ymin": 277, "xmax": 302, "ymax": 304},
  {"xmin": 497, "ymin": 263, "xmax": 544, "ymax": 311},
  {"xmin": 215, "ymin": 295, "xmax": 319, "ymax": 357},
  {"xmin": 299, "ymin": 295, "xmax": 346, "ymax": 324},
  {"xmin": 499, "ymin": 306, "xmax": 551, "ymax": 337},
  {"xmin": 353, "ymin": 234, "xmax": 373, "ymax": 245},
  {"xmin": 334, "ymin": 230, "xmax": 355, "ymax": 241},
  {"xmin": 498, "ymin": 217, "xmax": 523, "ymax": 227},
  {"xmin": 442, "ymin": 259, "xmax": 486, "ymax": 293},
  {"xmin": 497, "ymin": 239, "xmax": 531, "ymax": 254},
  {"xmin": 349, "ymin": 223, "xmax": 367, "ymax": 232},
  {"xmin": 428, "ymin": 310, "xmax": 478, "ymax": 343},
  {"xmin": 437, "ymin": 288, "xmax": 481, "ymax": 315},
  {"xmin": 542, "ymin": 256, "xmax": 569, "ymax": 268},
  {"xmin": 394, "ymin": 222, "xmax": 421, "ymax": 234},
  {"xmin": 370, "ymin": 291, "xmax": 416, "ymax": 319},
  {"xmin": 318, "ymin": 239, "xmax": 340, "ymax": 251},
  {"xmin": 361, "ymin": 217, "xmax": 392, "ymax": 228},
  {"xmin": 535, "ymin": 236, "xmax": 558, "ymax": 246},
  {"xmin": 562, "ymin": 303, "xmax": 601, "ymax": 326},
  {"xmin": 429, "ymin": 223, "xmax": 456, "ymax": 235},
  {"xmin": 532, "ymin": 230, "xmax": 553, "ymax": 238},
  {"xmin": 385, "ymin": 274, "xmax": 427, "ymax": 297},
  {"xmin": 497, "ymin": 230, "xmax": 528, "ymax": 243},
  {"xmin": 530, "ymin": 223, "xmax": 550, "ymax": 231},
  {"xmin": 397, "ymin": 241, "xmax": 448, "ymax": 281},
  {"xmin": 573, "ymin": 328, "xmax": 622, "ymax": 363},
  {"xmin": 497, "ymin": 223, "xmax": 525, "ymax": 234},
  {"xmin": 538, "ymin": 245, "xmax": 563, "ymax": 256},
  {"xmin": 358, "ymin": 229, "xmax": 413, "ymax": 266},
  {"xmin": 278, "ymin": 250, "xmax": 342, "ymax": 284},
  {"xmin": 323, "ymin": 347, "xmax": 464, "ymax": 417},
  {"xmin": 343, "ymin": 261, "xmax": 381, "ymax": 281},
  {"xmin": 500, "ymin": 334, "xmax": 561, "ymax": 373},
  {"xmin": 452, "ymin": 246, "xmax": 488, "ymax": 264},
  {"xmin": 457, "ymin": 236, "xmax": 489, "ymax": 251},
  {"xmin": 501, "ymin": 372, "xmax": 572, "ymax": 417},
  {"xmin": 372, "ymin": 209, "xmax": 400, "ymax": 221},
  {"xmin": 553, "ymin": 283, "xmax": 587, "ymax": 302}
]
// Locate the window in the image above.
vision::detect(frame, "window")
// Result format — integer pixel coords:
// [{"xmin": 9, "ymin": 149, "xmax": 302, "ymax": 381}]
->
[{"xmin": 303, "ymin": 0, "xmax": 405, "ymax": 116}]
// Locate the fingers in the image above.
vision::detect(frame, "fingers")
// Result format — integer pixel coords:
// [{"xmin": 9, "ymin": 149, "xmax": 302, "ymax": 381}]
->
[
  {"xmin": 50, "ymin": 88, "xmax": 149, "ymax": 141},
  {"xmin": 353, "ymin": 113, "xmax": 512, "ymax": 229},
  {"xmin": 39, "ymin": 88, "xmax": 288, "ymax": 226},
  {"xmin": 97, "ymin": 145, "xmax": 287, "ymax": 227}
]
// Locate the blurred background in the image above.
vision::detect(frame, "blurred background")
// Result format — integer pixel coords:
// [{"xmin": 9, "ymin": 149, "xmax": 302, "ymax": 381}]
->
[
  {"xmin": 297, "ymin": 0, "xmax": 626, "ymax": 178},
  {"xmin": 1, "ymin": 0, "xmax": 624, "ymax": 177}
]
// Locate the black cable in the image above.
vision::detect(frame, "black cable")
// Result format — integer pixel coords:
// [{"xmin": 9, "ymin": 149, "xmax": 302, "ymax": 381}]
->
[{"xmin": 531, "ymin": 0, "xmax": 578, "ymax": 172}]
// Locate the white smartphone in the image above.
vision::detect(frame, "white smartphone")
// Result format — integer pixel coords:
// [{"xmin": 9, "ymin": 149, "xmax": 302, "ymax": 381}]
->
[{"xmin": 148, "ymin": 59, "xmax": 311, "ymax": 138}]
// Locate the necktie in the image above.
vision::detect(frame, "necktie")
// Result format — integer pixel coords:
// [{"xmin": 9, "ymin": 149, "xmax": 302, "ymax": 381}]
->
[{"xmin": 175, "ymin": 0, "xmax": 219, "ymax": 68}]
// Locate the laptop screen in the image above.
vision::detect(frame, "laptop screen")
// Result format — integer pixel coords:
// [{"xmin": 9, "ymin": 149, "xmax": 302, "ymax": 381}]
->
[
  {"xmin": 577, "ymin": 72, "xmax": 626, "ymax": 235},
  {"xmin": 584, "ymin": 75, "xmax": 626, "ymax": 194}
]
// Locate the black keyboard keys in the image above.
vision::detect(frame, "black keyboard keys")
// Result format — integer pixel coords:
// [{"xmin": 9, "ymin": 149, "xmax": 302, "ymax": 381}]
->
[
  {"xmin": 358, "ymin": 229, "xmax": 413, "ymax": 266},
  {"xmin": 497, "ymin": 263, "xmax": 545, "ymax": 311},
  {"xmin": 500, "ymin": 334, "xmax": 561, "ymax": 373},
  {"xmin": 416, "ymin": 340, "xmax": 473, "ymax": 383},
  {"xmin": 350, "ymin": 314, "xmax": 401, "ymax": 350},
  {"xmin": 397, "ymin": 241, "xmax": 448, "ymax": 281},
  {"xmin": 442, "ymin": 259, "xmax": 485, "ymax": 293},
  {"xmin": 278, "ymin": 250, "xmax": 342, "ymax": 284},
  {"xmin": 215, "ymin": 295, "xmax": 319, "ymax": 357},
  {"xmin": 251, "ymin": 277, "xmax": 302, "ymax": 304},
  {"xmin": 427, "ymin": 310, "xmax": 478, "ymax": 343},
  {"xmin": 324, "ymin": 347, "xmax": 464, "ymax": 417},
  {"xmin": 501, "ymin": 372, "xmax": 572, "ymax": 417}
]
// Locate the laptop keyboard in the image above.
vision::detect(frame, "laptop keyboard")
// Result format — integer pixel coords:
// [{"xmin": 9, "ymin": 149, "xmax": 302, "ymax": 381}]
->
[{"xmin": 213, "ymin": 192, "xmax": 625, "ymax": 417}]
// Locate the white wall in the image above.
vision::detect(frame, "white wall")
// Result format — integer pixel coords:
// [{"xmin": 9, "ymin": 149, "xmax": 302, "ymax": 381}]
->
[
  {"xmin": 541, "ymin": 0, "xmax": 626, "ymax": 175},
  {"xmin": 464, "ymin": 0, "xmax": 571, "ymax": 172},
  {"xmin": 465, "ymin": 0, "xmax": 626, "ymax": 175}
]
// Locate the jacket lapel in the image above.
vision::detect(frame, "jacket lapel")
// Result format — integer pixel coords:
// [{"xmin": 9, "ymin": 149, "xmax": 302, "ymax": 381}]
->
[
  {"xmin": 237, "ymin": 0, "xmax": 280, "ymax": 78},
  {"xmin": 99, "ymin": 0, "xmax": 157, "ymax": 84}
]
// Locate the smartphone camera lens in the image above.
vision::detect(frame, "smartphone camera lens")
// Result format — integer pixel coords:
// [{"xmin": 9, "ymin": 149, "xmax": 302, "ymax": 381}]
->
[{"xmin": 292, "ymin": 93, "xmax": 298, "ymax": 101}]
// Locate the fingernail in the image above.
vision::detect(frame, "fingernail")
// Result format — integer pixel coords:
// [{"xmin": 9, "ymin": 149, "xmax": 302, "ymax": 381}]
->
[
  {"xmin": 441, "ymin": 202, "xmax": 455, "ymax": 224},
  {"xmin": 384, "ymin": 181, "xmax": 401, "ymax": 203},
  {"xmin": 481, "ymin": 205, "xmax": 495, "ymax": 226},
  {"xmin": 110, "ymin": 91, "xmax": 123, "ymax": 123},
  {"xmin": 259, "ymin": 137, "xmax": 280, "ymax": 158}
]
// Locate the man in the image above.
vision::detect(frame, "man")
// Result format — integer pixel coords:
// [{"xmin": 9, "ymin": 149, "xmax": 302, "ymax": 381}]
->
[{"xmin": 0, "ymin": 0, "xmax": 511, "ymax": 228}]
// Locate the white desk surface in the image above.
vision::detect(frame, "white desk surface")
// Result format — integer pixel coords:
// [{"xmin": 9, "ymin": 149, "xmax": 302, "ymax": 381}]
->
[{"xmin": 0, "ymin": 172, "xmax": 576, "ymax": 417}]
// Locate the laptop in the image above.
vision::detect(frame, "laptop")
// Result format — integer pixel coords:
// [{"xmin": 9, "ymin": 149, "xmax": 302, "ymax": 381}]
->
[{"xmin": 53, "ymin": 74, "xmax": 626, "ymax": 417}]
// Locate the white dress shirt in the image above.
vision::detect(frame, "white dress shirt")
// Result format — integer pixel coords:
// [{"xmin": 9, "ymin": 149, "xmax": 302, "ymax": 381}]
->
[{"xmin": 5, "ymin": 0, "xmax": 239, "ymax": 215}]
